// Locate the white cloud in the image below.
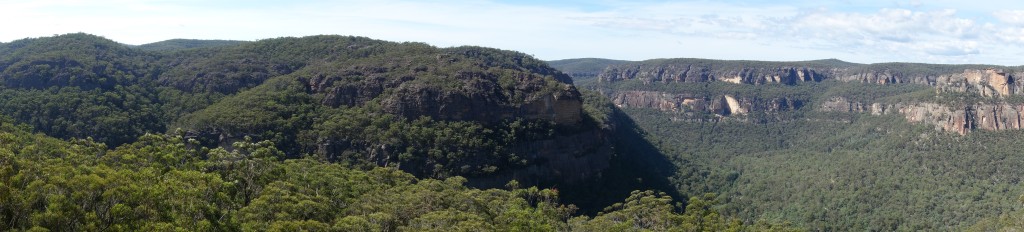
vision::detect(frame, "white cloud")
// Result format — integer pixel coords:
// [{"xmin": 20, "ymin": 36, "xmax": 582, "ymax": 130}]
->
[
  {"xmin": 574, "ymin": 3, "xmax": 1020, "ymax": 64},
  {"xmin": 781, "ymin": 8, "xmax": 984, "ymax": 56},
  {"xmin": 993, "ymin": 10, "xmax": 1024, "ymax": 25}
]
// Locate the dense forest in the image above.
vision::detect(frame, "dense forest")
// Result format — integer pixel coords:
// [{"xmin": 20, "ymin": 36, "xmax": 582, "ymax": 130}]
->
[
  {"xmin": 545, "ymin": 58, "xmax": 630, "ymax": 80},
  {"xmin": 1, "ymin": 114, "xmax": 796, "ymax": 231}
]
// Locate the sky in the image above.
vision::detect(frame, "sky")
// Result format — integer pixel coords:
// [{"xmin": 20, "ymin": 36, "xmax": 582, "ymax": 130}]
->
[{"xmin": 2, "ymin": 0, "xmax": 1024, "ymax": 65}]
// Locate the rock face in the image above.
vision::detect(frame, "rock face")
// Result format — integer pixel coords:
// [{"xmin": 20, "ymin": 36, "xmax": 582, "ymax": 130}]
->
[
  {"xmin": 819, "ymin": 97, "xmax": 1024, "ymax": 134},
  {"xmin": 585, "ymin": 56, "xmax": 1024, "ymax": 135},
  {"xmin": 936, "ymin": 69, "xmax": 1017, "ymax": 97},
  {"xmin": 302, "ymin": 69, "xmax": 599, "ymax": 183},
  {"xmin": 305, "ymin": 63, "xmax": 583, "ymax": 127},
  {"xmin": 797, "ymin": 68, "xmax": 1024, "ymax": 134},
  {"xmin": 595, "ymin": 59, "xmax": 1024, "ymax": 99},
  {"xmin": 835, "ymin": 70, "xmax": 932, "ymax": 85},
  {"xmin": 586, "ymin": 57, "xmax": 1024, "ymax": 135},
  {"xmin": 607, "ymin": 90, "xmax": 803, "ymax": 116},
  {"xmin": 518, "ymin": 87, "xmax": 584, "ymax": 125},
  {"xmin": 599, "ymin": 65, "xmax": 834, "ymax": 85}
]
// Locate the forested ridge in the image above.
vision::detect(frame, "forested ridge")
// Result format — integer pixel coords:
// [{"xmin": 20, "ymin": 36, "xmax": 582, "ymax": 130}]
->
[{"xmin": 0, "ymin": 33, "xmax": 802, "ymax": 231}]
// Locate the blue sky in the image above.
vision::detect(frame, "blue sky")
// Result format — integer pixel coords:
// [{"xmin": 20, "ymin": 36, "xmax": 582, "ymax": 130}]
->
[{"xmin": 2, "ymin": 0, "xmax": 1024, "ymax": 65}]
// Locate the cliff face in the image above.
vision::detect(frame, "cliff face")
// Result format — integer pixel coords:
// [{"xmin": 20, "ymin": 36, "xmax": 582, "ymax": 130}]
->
[
  {"xmin": 582, "ymin": 58, "xmax": 1024, "ymax": 135},
  {"xmin": 152, "ymin": 36, "xmax": 611, "ymax": 184},
  {"xmin": 607, "ymin": 90, "xmax": 803, "ymax": 116},
  {"xmin": 300, "ymin": 62, "xmax": 599, "ymax": 183},
  {"xmin": 304, "ymin": 55, "xmax": 584, "ymax": 127},
  {"xmin": 835, "ymin": 70, "xmax": 931, "ymax": 85},
  {"xmin": 596, "ymin": 59, "xmax": 1023, "ymax": 98},
  {"xmin": 935, "ymin": 69, "xmax": 1018, "ymax": 97},
  {"xmin": 820, "ymin": 97, "xmax": 1024, "ymax": 134},
  {"xmin": 599, "ymin": 65, "xmax": 835, "ymax": 85}
]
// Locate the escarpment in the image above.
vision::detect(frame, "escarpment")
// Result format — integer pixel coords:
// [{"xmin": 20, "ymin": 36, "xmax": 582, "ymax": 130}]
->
[
  {"xmin": 820, "ymin": 97, "xmax": 1024, "ymax": 134},
  {"xmin": 598, "ymin": 63, "xmax": 836, "ymax": 85},
  {"xmin": 935, "ymin": 69, "xmax": 1020, "ymax": 97},
  {"xmin": 568, "ymin": 57, "xmax": 1024, "ymax": 134},
  {"xmin": 606, "ymin": 90, "xmax": 803, "ymax": 117},
  {"xmin": 589, "ymin": 59, "xmax": 1023, "ymax": 96}
]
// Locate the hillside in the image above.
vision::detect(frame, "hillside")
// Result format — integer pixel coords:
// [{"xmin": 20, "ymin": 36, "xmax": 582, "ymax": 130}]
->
[
  {"xmin": 546, "ymin": 58, "xmax": 630, "ymax": 80},
  {"xmin": 0, "ymin": 33, "xmax": 795, "ymax": 231},
  {"xmin": 136, "ymin": 39, "xmax": 248, "ymax": 51},
  {"xmin": 0, "ymin": 115, "xmax": 775, "ymax": 231},
  {"xmin": 0, "ymin": 33, "xmax": 612, "ymax": 183},
  {"xmin": 557, "ymin": 57, "xmax": 1024, "ymax": 230}
]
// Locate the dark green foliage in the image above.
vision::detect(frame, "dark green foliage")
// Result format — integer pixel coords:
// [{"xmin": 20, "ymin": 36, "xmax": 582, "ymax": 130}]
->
[
  {"xmin": 0, "ymin": 33, "xmax": 576, "ymax": 159},
  {"xmin": 0, "ymin": 116, "xmax": 777, "ymax": 231},
  {"xmin": 175, "ymin": 76, "xmax": 315, "ymax": 153},
  {"xmin": 0, "ymin": 86, "xmax": 164, "ymax": 146},
  {"xmin": 546, "ymin": 58, "xmax": 631, "ymax": 79},
  {"xmin": 0, "ymin": 33, "xmax": 152, "ymax": 90},
  {"xmin": 136, "ymin": 39, "xmax": 247, "ymax": 51},
  {"xmin": 0, "ymin": 33, "xmax": 163, "ymax": 146},
  {"xmin": 610, "ymin": 102, "xmax": 1024, "ymax": 230},
  {"xmin": 164, "ymin": 36, "xmax": 582, "ymax": 179}
]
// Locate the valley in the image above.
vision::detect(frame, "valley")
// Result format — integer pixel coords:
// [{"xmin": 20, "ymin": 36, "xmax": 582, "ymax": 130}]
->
[
  {"xmin": 551, "ymin": 58, "xmax": 1024, "ymax": 230},
  {"xmin": 1, "ymin": 33, "xmax": 1023, "ymax": 231}
]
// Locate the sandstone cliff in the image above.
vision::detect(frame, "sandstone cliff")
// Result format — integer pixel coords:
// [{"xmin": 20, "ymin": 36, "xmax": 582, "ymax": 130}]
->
[
  {"xmin": 599, "ymin": 64, "xmax": 836, "ymax": 85},
  {"xmin": 580, "ymin": 58, "xmax": 1024, "ymax": 134},
  {"xmin": 819, "ymin": 97, "xmax": 1024, "ymax": 134},
  {"xmin": 935, "ymin": 69, "xmax": 1019, "ymax": 97},
  {"xmin": 594, "ymin": 59, "xmax": 1024, "ymax": 98},
  {"xmin": 606, "ymin": 90, "xmax": 803, "ymax": 117}
]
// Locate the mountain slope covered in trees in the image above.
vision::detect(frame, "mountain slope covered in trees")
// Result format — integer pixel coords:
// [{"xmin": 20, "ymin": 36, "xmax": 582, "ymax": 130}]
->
[
  {"xmin": 0, "ymin": 33, "xmax": 604, "ymax": 181},
  {"xmin": 1, "ymin": 115, "xmax": 785, "ymax": 231},
  {"xmin": 0, "ymin": 33, "xmax": 800, "ymax": 231},
  {"xmin": 136, "ymin": 39, "xmax": 248, "ymax": 51}
]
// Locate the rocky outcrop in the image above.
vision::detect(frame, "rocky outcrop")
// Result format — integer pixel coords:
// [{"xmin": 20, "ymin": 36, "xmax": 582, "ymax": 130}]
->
[
  {"xmin": 835, "ymin": 70, "xmax": 933, "ymax": 85},
  {"xmin": 819, "ymin": 97, "xmax": 874, "ymax": 113},
  {"xmin": 723, "ymin": 95, "xmax": 747, "ymax": 115},
  {"xmin": 607, "ymin": 90, "xmax": 803, "ymax": 116},
  {"xmin": 305, "ymin": 66, "xmax": 583, "ymax": 127},
  {"xmin": 519, "ymin": 87, "xmax": 584, "ymax": 125},
  {"xmin": 935, "ymin": 69, "xmax": 1018, "ymax": 97}
]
